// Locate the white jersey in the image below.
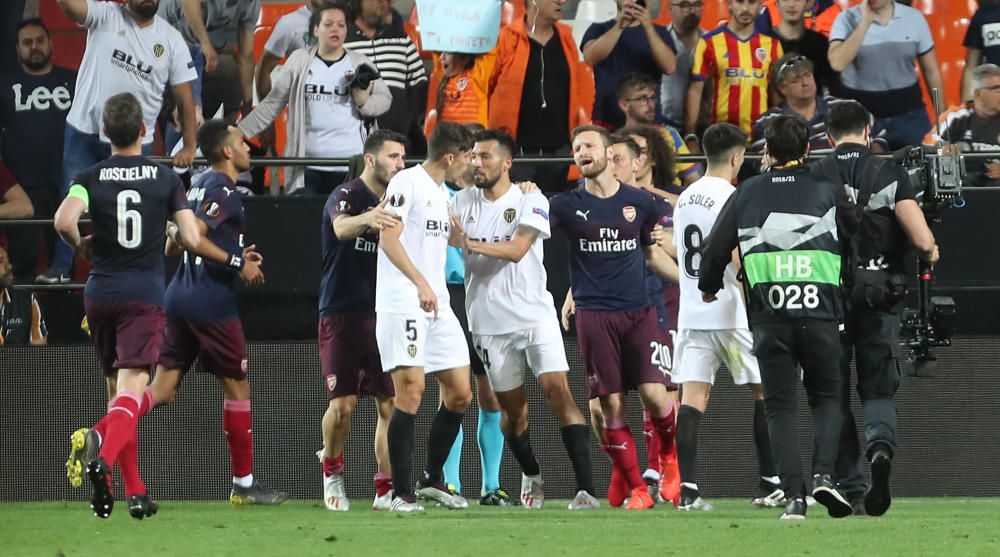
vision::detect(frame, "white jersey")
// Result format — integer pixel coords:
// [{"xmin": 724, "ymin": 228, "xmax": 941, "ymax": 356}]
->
[
  {"xmin": 263, "ymin": 6, "xmax": 314, "ymax": 57},
  {"xmin": 304, "ymin": 56, "xmax": 364, "ymax": 171},
  {"xmin": 67, "ymin": 0, "xmax": 196, "ymax": 145},
  {"xmin": 453, "ymin": 185, "xmax": 554, "ymax": 335},
  {"xmin": 673, "ymin": 175, "xmax": 748, "ymax": 330},
  {"xmin": 376, "ymin": 165, "xmax": 452, "ymax": 313}
]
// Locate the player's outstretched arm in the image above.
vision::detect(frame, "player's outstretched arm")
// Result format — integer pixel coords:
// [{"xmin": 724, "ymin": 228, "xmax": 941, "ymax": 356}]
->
[
  {"xmin": 333, "ymin": 198, "xmax": 397, "ymax": 240},
  {"xmin": 172, "ymin": 209, "xmax": 264, "ymax": 285},
  {"xmin": 466, "ymin": 225, "xmax": 540, "ymax": 263},
  {"xmin": 378, "ymin": 218, "xmax": 437, "ymax": 317}
]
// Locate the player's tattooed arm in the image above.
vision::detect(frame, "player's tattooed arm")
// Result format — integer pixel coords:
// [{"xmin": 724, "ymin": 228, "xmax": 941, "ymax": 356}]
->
[
  {"xmin": 333, "ymin": 197, "xmax": 398, "ymax": 239},
  {"xmin": 460, "ymin": 221, "xmax": 540, "ymax": 263},
  {"xmin": 173, "ymin": 209, "xmax": 265, "ymax": 285},
  {"xmin": 379, "ymin": 218, "xmax": 438, "ymax": 317}
]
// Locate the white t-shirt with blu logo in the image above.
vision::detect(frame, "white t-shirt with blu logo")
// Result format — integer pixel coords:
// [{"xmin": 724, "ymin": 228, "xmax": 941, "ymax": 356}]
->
[{"xmin": 66, "ymin": 0, "xmax": 196, "ymax": 144}]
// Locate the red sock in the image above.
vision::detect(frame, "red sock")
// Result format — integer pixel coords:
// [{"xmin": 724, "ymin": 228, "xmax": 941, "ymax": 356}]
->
[
  {"xmin": 323, "ymin": 454, "xmax": 344, "ymax": 477},
  {"xmin": 642, "ymin": 411, "xmax": 661, "ymax": 472},
  {"xmin": 97, "ymin": 394, "xmax": 141, "ymax": 467},
  {"xmin": 650, "ymin": 408, "xmax": 676, "ymax": 456},
  {"xmin": 139, "ymin": 388, "xmax": 154, "ymax": 418},
  {"xmin": 604, "ymin": 426, "xmax": 644, "ymax": 490},
  {"xmin": 118, "ymin": 429, "xmax": 146, "ymax": 497},
  {"xmin": 223, "ymin": 400, "xmax": 254, "ymax": 478},
  {"xmin": 374, "ymin": 472, "xmax": 393, "ymax": 496},
  {"xmin": 603, "ymin": 452, "xmax": 628, "ymax": 507}
]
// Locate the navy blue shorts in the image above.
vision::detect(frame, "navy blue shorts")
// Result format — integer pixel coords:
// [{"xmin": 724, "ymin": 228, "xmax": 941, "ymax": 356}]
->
[{"xmin": 158, "ymin": 317, "xmax": 248, "ymax": 380}]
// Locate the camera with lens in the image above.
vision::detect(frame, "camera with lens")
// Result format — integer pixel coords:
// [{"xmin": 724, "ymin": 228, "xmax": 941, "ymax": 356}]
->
[{"xmin": 892, "ymin": 147, "xmax": 965, "ymax": 376}]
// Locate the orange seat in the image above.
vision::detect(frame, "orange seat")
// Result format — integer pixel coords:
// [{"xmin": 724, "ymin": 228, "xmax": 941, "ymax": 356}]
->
[
  {"xmin": 257, "ymin": 3, "xmax": 301, "ymax": 28},
  {"xmin": 253, "ymin": 25, "xmax": 275, "ymax": 64},
  {"xmin": 502, "ymin": 1, "xmax": 525, "ymax": 25}
]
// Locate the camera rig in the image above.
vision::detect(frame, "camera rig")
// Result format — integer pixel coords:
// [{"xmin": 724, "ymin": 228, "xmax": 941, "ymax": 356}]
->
[{"xmin": 894, "ymin": 145, "xmax": 963, "ymax": 376}]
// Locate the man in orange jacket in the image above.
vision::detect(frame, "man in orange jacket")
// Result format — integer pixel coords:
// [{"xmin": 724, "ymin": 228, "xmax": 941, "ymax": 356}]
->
[{"xmin": 489, "ymin": 0, "xmax": 595, "ymax": 191}]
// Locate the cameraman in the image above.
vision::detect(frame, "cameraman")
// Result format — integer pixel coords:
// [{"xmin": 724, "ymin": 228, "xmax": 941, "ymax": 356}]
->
[
  {"xmin": 239, "ymin": 3, "xmax": 390, "ymax": 195},
  {"xmin": 699, "ymin": 115, "xmax": 854, "ymax": 520},
  {"xmin": 818, "ymin": 100, "xmax": 939, "ymax": 517}
]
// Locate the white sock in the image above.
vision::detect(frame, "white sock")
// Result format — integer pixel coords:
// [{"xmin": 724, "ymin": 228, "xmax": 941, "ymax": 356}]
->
[{"xmin": 233, "ymin": 474, "xmax": 253, "ymax": 488}]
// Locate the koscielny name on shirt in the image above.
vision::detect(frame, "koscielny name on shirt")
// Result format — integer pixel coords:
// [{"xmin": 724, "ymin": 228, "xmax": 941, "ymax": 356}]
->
[
  {"xmin": 579, "ymin": 227, "xmax": 638, "ymax": 252},
  {"xmin": 99, "ymin": 165, "xmax": 159, "ymax": 182}
]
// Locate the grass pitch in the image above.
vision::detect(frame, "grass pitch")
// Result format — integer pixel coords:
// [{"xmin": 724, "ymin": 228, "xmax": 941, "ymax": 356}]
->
[{"xmin": 2, "ymin": 498, "xmax": 998, "ymax": 557}]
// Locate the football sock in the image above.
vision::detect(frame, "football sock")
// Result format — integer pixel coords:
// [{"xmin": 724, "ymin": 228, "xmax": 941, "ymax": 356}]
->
[
  {"xmin": 443, "ymin": 424, "xmax": 463, "ymax": 492},
  {"xmin": 478, "ymin": 409, "xmax": 504, "ymax": 493},
  {"xmin": 650, "ymin": 405, "xmax": 677, "ymax": 455},
  {"xmin": 604, "ymin": 426, "xmax": 645, "ymax": 490},
  {"xmin": 98, "ymin": 392, "xmax": 141, "ymax": 467},
  {"xmin": 753, "ymin": 399, "xmax": 777, "ymax": 478},
  {"xmin": 642, "ymin": 411, "xmax": 661, "ymax": 472},
  {"xmin": 677, "ymin": 404, "xmax": 703, "ymax": 486},
  {"xmin": 560, "ymin": 424, "xmax": 594, "ymax": 494},
  {"xmin": 423, "ymin": 405, "xmax": 464, "ymax": 486},
  {"xmin": 323, "ymin": 453, "xmax": 345, "ymax": 478},
  {"xmin": 388, "ymin": 409, "xmax": 416, "ymax": 496},
  {"xmin": 507, "ymin": 428, "xmax": 541, "ymax": 477},
  {"xmin": 119, "ymin": 427, "xmax": 146, "ymax": 497},
  {"xmin": 374, "ymin": 472, "xmax": 393, "ymax": 497},
  {"xmin": 223, "ymin": 399, "xmax": 254, "ymax": 480}
]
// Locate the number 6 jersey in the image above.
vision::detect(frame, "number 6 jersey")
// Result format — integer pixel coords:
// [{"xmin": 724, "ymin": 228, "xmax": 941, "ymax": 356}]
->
[
  {"xmin": 673, "ymin": 175, "xmax": 748, "ymax": 330},
  {"xmin": 72, "ymin": 154, "xmax": 188, "ymax": 306}
]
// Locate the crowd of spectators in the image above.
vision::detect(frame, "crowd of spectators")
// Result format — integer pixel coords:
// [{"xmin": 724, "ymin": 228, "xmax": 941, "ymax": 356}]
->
[{"xmin": 1, "ymin": 0, "xmax": 1000, "ymax": 314}]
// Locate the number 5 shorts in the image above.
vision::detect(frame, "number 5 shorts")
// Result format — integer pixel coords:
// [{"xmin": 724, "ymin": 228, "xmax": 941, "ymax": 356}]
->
[
  {"xmin": 471, "ymin": 316, "xmax": 570, "ymax": 393},
  {"xmin": 376, "ymin": 306, "xmax": 471, "ymax": 374},
  {"xmin": 575, "ymin": 305, "xmax": 673, "ymax": 399}
]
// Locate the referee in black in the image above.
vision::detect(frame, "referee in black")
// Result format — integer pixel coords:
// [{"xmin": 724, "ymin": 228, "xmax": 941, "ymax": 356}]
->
[
  {"xmin": 818, "ymin": 101, "xmax": 939, "ymax": 517},
  {"xmin": 698, "ymin": 115, "xmax": 854, "ymax": 520}
]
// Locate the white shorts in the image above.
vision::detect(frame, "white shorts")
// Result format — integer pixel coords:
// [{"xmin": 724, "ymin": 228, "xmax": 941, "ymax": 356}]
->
[
  {"xmin": 472, "ymin": 318, "xmax": 569, "ymax": 393},
  {"xmin": 376, "ymin": 308, "xmax": 470, "ymax": 373},
  {"xmin": 673, "ymin": 328, "xmax": 761, "ymax": 385}
]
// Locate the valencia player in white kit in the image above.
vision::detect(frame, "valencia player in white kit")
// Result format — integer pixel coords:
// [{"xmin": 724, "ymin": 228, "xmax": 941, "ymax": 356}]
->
[
  {"xmin": 669, "ymin": 123, "xmax": 779, "ymax": 510},
  {"xmin": 449, "ymin": 130, "xmax": 598, "ymax": 510},
  {"xmin": 376, "ymin": 122, "xmax": 473, "ymax": 512}
]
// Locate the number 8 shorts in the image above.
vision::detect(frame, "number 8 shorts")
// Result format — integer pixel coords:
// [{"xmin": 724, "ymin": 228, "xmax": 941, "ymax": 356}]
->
[
  {"xmin": 376, "ymin": 307, "xmax": 471, "ymax": 373},
  {"xmin": 672, "ymin": 328, "xmax": 761, "ymax": 385}
]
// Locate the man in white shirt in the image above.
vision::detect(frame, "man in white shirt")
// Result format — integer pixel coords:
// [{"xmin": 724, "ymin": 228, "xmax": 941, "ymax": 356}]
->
[
  {"xmin": 256, "ymin": 0, "xmax": 320, "ymax": 99},
  {"xmin": 668, "ymin": 122, "xmax": 778, "ymax": 511},
  {"xmin": 449, "ymin": 129, "xmax": 598, "ymax": 510},
  {"xmin": 40, "ymin": 0, "xmax": 198, "ymax": 284},
  {"xmin": 375, "ymin": 121, "xmax": 474, "ymax": 512}
]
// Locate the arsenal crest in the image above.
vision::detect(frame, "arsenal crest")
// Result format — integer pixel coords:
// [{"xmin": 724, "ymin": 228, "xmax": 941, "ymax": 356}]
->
[
  {"xmin": 755, "ymin": 47, "xmax": 769, "ymax": 64},
  {"xmin": 241, "ymin": 358, "xmax": 249, "ymax": 374},
  {"xmin": 326, "ymin": 374, "xmax": 337, "ymax": 391},
  {"xmin": 622, "ymin": 205, "xmax": 636, "ymax": 222},
  {"xmin": 407, "ymin": 344, "xmax": 418, "ymax": 358},
  {"xmin": 503, "ymin": 208, "xmax": 516, "ymax": 224}
]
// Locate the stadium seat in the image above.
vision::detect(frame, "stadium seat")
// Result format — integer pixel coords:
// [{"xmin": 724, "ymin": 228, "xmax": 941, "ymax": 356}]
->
[
  {"xmin": 40, "ymin": 0, "xmax": 87, "ymax": 69},
  {"xmin": 256, "ymin": 3, "xmax": 300, "ymax": 28},
  {"xmin": 253, "ymin": 25, "xmax": 275, "ymax": 64},
  {"xmin": 502, "ymin": 1, "xmax": 525, "ymax": 24}
]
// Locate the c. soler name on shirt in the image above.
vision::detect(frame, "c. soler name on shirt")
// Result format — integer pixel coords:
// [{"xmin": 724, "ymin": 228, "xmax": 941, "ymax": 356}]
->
[
  {"xmin": 675, "ymin": 193, "xmax": 716, "ymax": 211},
  {"xmin": 579, "ymin": 227, "xmax": 637, "ymax": 252},
  {"xmin": 99, "ymin": 165, "xmax": 159, "ymax": 182}
]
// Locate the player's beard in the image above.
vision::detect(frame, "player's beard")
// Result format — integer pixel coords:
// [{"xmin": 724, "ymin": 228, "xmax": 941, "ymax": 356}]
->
[
  {"xmin": 375, "ymin": 164, "xmax": 396, "ymax": 187},
  {"xmin": 130, "ymin": 0, "xmax": 160, "ymax": 21},
  {"xmin": 473, "ymin": 170, "xmax": 500, "ymax": 189},
  {"xmin": 19, "ymin": 50, "xmax": 50, "ymax": 71},
  {"xmin": 579, "ymin": 155, "xmax": 608, "ymax": 179}
]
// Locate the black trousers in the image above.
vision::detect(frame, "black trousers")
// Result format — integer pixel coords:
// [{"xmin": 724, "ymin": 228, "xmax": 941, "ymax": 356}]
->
[
  {"xmin": 835, "ymin": 305, "xmax": 903, "ymax": 494},
  {"xmin": 5, "ymin": 188, "xmax": 58, "ymax": 282},
  {"xmin": 752, "ymin": 319, "xmax": 843, "ymax": 499}
]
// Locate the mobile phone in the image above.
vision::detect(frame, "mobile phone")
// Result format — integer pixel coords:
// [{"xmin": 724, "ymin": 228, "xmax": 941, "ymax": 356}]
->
[{"xmin": 636, "ymin": 0, "xmax": 646, "ymax": 7}]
